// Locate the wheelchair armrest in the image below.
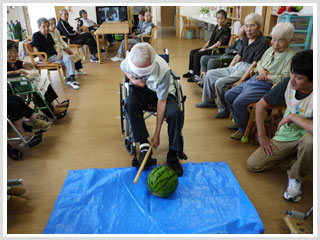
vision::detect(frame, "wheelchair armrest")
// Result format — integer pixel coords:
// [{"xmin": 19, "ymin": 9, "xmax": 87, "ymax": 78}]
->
[{"xmin": 170, "ymin": 70, "xmax": 180, "ymax": 80}]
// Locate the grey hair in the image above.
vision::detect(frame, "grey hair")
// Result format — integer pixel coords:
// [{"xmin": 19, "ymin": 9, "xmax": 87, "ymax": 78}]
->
[
  {"xmin": 271, "ymin": 22, "xmax": 294, "ymax": 41},
  {"xmin": 37, "ymin": 17, "xmax": 49, "ymax": 27},
  {"xmin": 59, "ymin": 8, "xmax": 68, "ymax": 15},
  {"xmin": 129, "ymin": 42, "xmax": 156, "ymax": 67},
  {"xmin": 244, "ymin": 13, "xmax": 262, "ymax": 27},
  {"xmin": 48, "ymin": 17, "xmax": 56, "ymax": 23}
]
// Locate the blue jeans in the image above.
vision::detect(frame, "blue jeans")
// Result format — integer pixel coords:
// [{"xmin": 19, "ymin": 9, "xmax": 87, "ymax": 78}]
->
[{"xmin": 225, "ymin": 75, "xmax": 273, "ymax": 132}]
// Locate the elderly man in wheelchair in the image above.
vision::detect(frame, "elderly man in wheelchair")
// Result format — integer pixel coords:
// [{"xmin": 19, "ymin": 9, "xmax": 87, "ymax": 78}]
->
[{"xmin": 120, "ymin": 43, "xmax": 186, "ymax": 177}]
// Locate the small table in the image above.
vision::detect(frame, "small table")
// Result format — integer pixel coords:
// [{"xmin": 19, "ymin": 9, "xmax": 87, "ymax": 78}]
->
[{"xmin": 95, "ymin": 21, "xmax": 129, "ymax": 63}]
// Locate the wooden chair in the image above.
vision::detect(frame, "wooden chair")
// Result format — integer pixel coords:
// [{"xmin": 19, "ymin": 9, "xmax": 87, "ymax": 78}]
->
[
  {"xmin": 181, "ymin": 15, "xmax": 199, "ymax": 39},
  {"xmin": 235, "ymin": 68, "xmax": 286, "ymax": 143},
  {"xmin": 141, "ymin": 26, "xmax": 158, "ymax": 46},
  {"xmin": 24, "ymin": 40, "xmax": 66, "ymax": 88},
  {"xmin": 79, "ymin": 25, "xmax": 108, "ymax": 51},
  {"xmin": 61, "ymin": 35, "xmax": 88, "ymax": 59}
]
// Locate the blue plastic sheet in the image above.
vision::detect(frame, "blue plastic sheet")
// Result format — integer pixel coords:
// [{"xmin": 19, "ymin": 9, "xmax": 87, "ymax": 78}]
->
[{"xmin": 43, "ymin": 162, "xmax": 264, "ymax": 234}]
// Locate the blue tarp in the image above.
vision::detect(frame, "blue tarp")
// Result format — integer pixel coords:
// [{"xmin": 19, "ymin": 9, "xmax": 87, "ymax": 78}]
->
[{"xmin": 43, "ymin": 162, "xmax": 264, "ymax": 234}]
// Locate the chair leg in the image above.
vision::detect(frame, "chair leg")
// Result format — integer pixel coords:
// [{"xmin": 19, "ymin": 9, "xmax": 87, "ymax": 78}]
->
[
  {"xmin": 57, "ymin": 67, "xmax": 65, "ymax": 89},
  {"xmin": 243, "ymin": 105, "xmax": 256, "ymax": 140}
]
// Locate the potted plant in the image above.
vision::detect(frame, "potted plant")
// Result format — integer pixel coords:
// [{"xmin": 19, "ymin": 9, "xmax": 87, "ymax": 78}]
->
[{"xmin": 200, "ymin": 7, "xmax": 210, "ymax": 17}]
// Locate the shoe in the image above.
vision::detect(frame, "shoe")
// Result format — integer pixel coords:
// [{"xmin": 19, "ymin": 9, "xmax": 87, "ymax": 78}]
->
[
  {"xmin": 194, "ymin": 76, "xmax": 203, "ymax": 82},
  {"xmin": 110, "ymin": 56, "xmax": 124, "ymax": 62},
  {"xmin": 75, "ymin": 70, "xmax": 87, "ymax": 75},
  {"xmin": 101, "ymin": 48, "xmax": 106, "ymax": 53},
  {"xmin": 215, "ymin": 111, "xmax": 230, "ymax": 119},
  {"xmin": 66, "ymin": 81, "xmax": 79, "ymax": 90},
  {"xmin": 21, "ymin": 130, "xmax": 35, "ymax": 142},
  {"xmin": 73, "ymin": 81, "xmax": 80, "ymax": 85},
  {"xmin": 90, "ymin": 56, "xmax": 99, "ymax": 63},
  {"xmin": 54, "ymin": 107, "xmax": 67, "ymax": 116},
  {"xmin": 55, "ymin": 102, "xmax": 69, "ymax": 108},
  {"xmin": 182, "ymin": 72, "xmax": 193, "ymax": 78},
  {"xmin": 227, "ymin": 122, "xmax": 238, "ymax": 130},
  {"xmin": 7, "ymin": 186, "xmax": 26, "ymax": 196},
  {"xmin": 230, "ymin": 130, "xmax": 244, "ymax": 140},
  {"xmin": 187, "ymin": 76, "xmax": 195, "ymax": 82},
  {"xmin": 195, "ymin": 101, "xmax": 216, "ymax": 108},
  {"xmin": 284, "ymin": 179, "xmax": 302, "ymax": 202},
  {"xmin": 30, "ymin": 119, "xmax": 52, "ymax": 131},
  {"xmin": 7, "ymin": 195, "xmax": 27, "ymax": 210},
  {"xmin": 138, "ymin": 143, "xmax": 157, "ymax": 167},
  {"xmin": 167, "ymin": 151, "xmax": 183, "ymax": 177},
  {"xmin": 197, "ymin": 80, "xmax": 204, "ymax": 88}
]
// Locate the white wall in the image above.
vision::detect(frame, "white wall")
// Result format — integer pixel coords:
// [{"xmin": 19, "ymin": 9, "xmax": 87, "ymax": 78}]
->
[{"xmin": 179, "ymin": 6, "xmax": 202, "ymax": 37}]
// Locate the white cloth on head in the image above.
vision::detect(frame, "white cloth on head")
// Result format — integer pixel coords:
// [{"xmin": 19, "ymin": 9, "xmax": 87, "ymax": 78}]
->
[{"xmin": 127, "ymin": 53, "xmax": 156, "ymax": 77}]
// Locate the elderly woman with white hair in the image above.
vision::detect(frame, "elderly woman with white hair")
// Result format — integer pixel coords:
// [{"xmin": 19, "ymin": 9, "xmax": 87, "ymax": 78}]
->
[
  {"xmin": 120, "ymin": 43, "xmax": 184, "ymax": 176},
  {"xmin": 225, "ymin": 22, "xmax": 296, "ymax": 140}
]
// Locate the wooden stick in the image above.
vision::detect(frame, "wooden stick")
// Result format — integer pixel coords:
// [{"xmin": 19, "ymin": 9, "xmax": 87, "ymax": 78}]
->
[{"xmin": 133, "ymin": 142, "xmax": 154, "ymax": 184}]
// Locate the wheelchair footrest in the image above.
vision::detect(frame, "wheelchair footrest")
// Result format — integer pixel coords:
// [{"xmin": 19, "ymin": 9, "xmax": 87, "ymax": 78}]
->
[{"xmin": 27, "ymin": 134, "xmax": 42, "ymax": 148}]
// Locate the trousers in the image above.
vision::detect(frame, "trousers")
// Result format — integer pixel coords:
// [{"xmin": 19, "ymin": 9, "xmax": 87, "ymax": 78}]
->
[
  {"xmin": 202, "ymin": 61, "xmax": 251, "ymax": 113},
  {"xmin": 125, "ymin": 86, "xmax": 184, "ymax": 153},
  {"xmin": 225, "ymin": 75, "xmax": 272, "ymax": 132},
  {"xmin": 188, "ymin": 48, "xmax": 212, "ymax": 76},
  {"xmin": 247, "ymin": 132, "xmax": 313, "ymax": 180}
]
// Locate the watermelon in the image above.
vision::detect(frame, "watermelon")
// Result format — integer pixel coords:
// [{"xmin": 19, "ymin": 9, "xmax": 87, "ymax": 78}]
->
[{"xmin": 147, "ymin": 166, "xmax": 178, "ymax": 198}]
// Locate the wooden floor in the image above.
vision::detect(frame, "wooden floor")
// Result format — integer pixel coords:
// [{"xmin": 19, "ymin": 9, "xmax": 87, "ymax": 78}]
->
[{"xmin": 7, "ymin": 26, "xmax": 313, "ymax": 234}]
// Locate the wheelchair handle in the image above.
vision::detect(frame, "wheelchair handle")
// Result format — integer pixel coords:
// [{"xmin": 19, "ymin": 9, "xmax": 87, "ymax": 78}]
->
[{"xmin": 133, "ymin": 142, "xmax": 154, "ymax": 184}]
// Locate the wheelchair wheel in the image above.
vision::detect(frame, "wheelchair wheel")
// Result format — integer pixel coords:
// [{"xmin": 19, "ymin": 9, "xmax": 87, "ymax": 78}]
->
[
  {"xmin": 8, "ymin": 146, "xmax": 23, "ymax": 160},
  {"xmin": 124, "ymin": 136, "xmax": 135, "ymax": 155},
  {"xmin": 119, "ymin": 83, "xmax": 125, "ymax": 134}
]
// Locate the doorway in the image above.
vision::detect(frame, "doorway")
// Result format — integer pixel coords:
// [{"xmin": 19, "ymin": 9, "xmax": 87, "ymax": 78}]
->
[{"xmin": 157, "ymin": 6, "xmax": 176, "ymax": 38}]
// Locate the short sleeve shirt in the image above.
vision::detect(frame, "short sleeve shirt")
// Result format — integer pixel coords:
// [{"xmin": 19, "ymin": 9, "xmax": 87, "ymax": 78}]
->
[
  {"xmin": 32, "ymin": 31, "xmax": 57, "ymax": 58},
  {"xmin": 263, "ymin": 77, "xmax": 311, "ymax": 108},
  {"xmin": 238, "ymin": 33, "xmax": 270, "ymax": 64}
]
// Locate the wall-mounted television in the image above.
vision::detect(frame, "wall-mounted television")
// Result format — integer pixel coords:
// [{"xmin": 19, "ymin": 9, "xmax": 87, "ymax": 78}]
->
[{"xmin": 96, "ymin": 6, "xmax": 128, "ymax": 24}]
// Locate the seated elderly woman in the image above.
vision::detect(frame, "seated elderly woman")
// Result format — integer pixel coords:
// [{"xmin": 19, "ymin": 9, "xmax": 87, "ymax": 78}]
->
[
  {"xmin": 7, "ymin": 40, "xmax": 68, "ymax": 118},
  {"xmin": 224, "ymin": 22, "xmax": 295, "ymax": 140},
  {"xmin": 48, "ymin": 17, "xmax": 86, "ymax": 76},
  {"xmin": 32, "ymin": 18, "xmax": 79, "ymax": 90},
  {"xmin": 111, "ymin": 11, "xmax": 154, "ymax": 62}
]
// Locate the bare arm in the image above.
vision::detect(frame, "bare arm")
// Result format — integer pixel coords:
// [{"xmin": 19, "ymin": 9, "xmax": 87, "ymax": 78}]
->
[
  {"xmin": 256, "ymin": 98, "xmax": 278, "ymax": 155},
  {"xmin": 228, "ymin": 54, "xmax": 241, "ymax": 67},
  {"xmin": 277, "ymin": 114, "xmax": 313, "ymax": 134},
  {"xmin": 233, "ymin": 61, "xmax": 257, "ymax": 87},
  {"xmin": 152, "ymin": 99, "xmax": 167, "ymax": 148}
]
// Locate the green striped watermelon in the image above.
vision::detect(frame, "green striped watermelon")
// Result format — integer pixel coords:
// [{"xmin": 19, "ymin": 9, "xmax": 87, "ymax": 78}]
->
[{"xmin": 147, "ymin": 166, "xmax": 178, "ymax": 198}]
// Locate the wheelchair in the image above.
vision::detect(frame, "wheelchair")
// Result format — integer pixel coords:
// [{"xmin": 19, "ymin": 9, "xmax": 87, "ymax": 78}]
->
[
  {"xmin": 7, "ymin": 75, "xmax": 66, "ymax": 121},
  {"xmin": 119, "ymin": 50, "xmax": 187, "ymax": 166}
]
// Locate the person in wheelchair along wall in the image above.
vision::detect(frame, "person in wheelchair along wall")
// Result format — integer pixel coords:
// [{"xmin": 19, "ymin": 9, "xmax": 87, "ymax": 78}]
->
[
  {"xmin": 225, "ymin": 22, "xmax": 296, "ymax": 140},
  {"xmin": 247, "ymin": 50, "xmax": 313, "ymax": 203},
  {"xmin": 198, "ymin": 25, "xmax": 246, "ymax": 87},
  {"xmin": 8, "ymin": 94, "xmax": 52, "ymax": 141},
  {"xmin": 7, "ymin": 40, "xmax": 69, "ymax": 118},
  {"xmin": 120, "ymin": 43, "xmax": 185, "ymax": 177}
]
